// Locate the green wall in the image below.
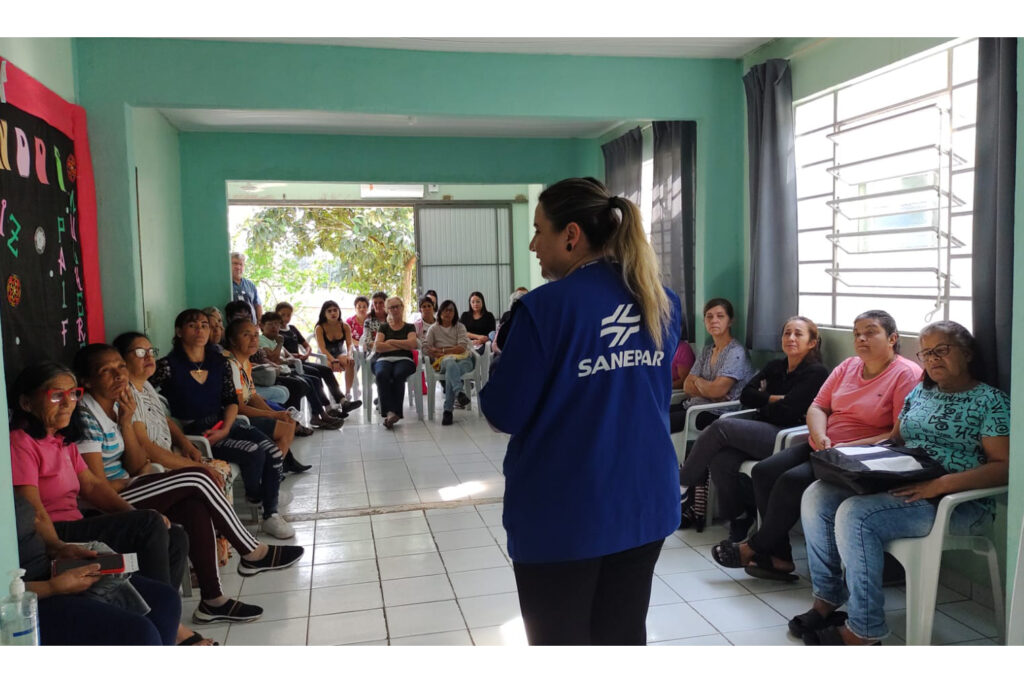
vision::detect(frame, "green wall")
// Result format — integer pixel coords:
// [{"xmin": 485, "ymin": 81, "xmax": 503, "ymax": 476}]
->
[
  {"xmin": 73, "ymin": 37, "xmax": 746, "ymax": 338},
  {"xmin": 130, "ymin": 108, "xmax": 186, "ymax": 350},
  {"xmin": 1008, "ymin": 41, "xmax": 1024, "ymax": 617}
]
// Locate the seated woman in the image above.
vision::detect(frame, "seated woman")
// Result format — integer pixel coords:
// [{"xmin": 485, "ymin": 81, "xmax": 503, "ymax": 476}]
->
[
  {"xmin": 678, "ymin": 316, "xmax": 829, "ymax": 538},
  {"xmin": 671, "ymin": 297, "xmax": 754, "ymax": 433},
  {"xmin": 712, "ymin": 310, "xmax": 921, "ymax": 581},
  {"xmin": 8, "ymin": 361, "xmax": 205, "ymax": 645},
  {"xmin": 150, "ymin": 309, "xmax": 295, "ymax": 539},
  {"xmin": 221, "ymin": 320, "xmax": 309, "ymax": 473},
  {"xmin": 671, "ymin": 339, "xmax": 696, "ymax": 391},
  {"xmin": 345, "ymin": 295, "xmax": 370, "ymax": 350},
  {"xmin": 202, "ymin": 306, "xmax": 226, "ymax": 354},
  {"xmin": 313, "ymin": 300, "xmax": 358, "ymax": 405},
  {"xmin": 793, "ymin": 321, "xmax": 1008, "ymax": 645},
  {"xmin": 414, "ymin": 296, "xmax": 437, "ymax": 345},
  {"xmin": 360, "ymin": 291, "xmax": 390, "ymax": 352},
  {"xmin": 459, "ymin": 291, "xmax": 496, "ymax": 354},
  {"xmin": 71, "ymin": 343, "xmax": 304, "ymax": 624},
  {"xmin": 373, "ymin": 296, "xmax": 419, "ymax": 429},
  {"xmin": 425, "ymin": 299, "xmax": 476, "ymax": 425},
  {"xmin": 424, "ymin": 289, "xmax": 439, "ymax": 309},
  {"xmin": 13, "ymin": 494, "xmax": 180, "ymax": 645},
  {"xmin": 276, "ymin": 301, "xmax": 360, "ymax": 412}
]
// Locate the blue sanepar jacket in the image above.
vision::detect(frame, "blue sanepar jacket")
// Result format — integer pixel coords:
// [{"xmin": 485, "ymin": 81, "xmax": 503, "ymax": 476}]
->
[{"xmin": 480, "ymin": 260, "xmax": 682, "ymax": 563}]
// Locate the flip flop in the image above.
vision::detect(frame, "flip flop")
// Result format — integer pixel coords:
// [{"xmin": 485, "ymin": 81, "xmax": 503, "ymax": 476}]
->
[
  {"xmin": 178, "ymin": 631, "xmax": 220, "ymax": 646},
  {"xmin": 744, "ymin": 553, "xmax": 799, "ymax": 582},
  {"xmin": 711, "ymin": 540, "xmax": 744, "ymax": 568}
]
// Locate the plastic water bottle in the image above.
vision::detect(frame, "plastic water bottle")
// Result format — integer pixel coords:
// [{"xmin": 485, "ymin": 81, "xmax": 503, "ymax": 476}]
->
[{"xmin": 0, "ymin": 569, "xmax": 40, "ymax": 645}]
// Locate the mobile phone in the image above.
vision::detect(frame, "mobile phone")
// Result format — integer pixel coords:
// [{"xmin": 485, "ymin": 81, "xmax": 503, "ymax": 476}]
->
[{"xmin": 52, "ymin": 552, "xmax": 139, "ymax": 576}]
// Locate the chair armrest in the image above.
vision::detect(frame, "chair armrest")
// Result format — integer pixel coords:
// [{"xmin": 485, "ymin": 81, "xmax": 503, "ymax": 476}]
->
[
  {"xmin": 308, "ymin": 353, "xmax": 328, "ymax": 365},
  {"xmin": 185, "ymin": 435, "xmax": 214, "ymax": 461},
  {"xmin": 721, "ymin": 408, "xmax": 757, "ymax": 420},
  {"xmin": 934, "ymin": 486, "xmax": 1009, "ymax": 525},
  {"xmin": 670, "ymin": 390, "xmax": 688, "ymax": 405},
  {"xmin": 684, "ymin": 400, "xmax": 741, "ymax": 420}
]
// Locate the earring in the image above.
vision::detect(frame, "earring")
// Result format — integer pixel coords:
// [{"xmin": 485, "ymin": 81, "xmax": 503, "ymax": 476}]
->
[{"xmin": 566, "ymin": 244, "xmax": 573, "ymax": 252}]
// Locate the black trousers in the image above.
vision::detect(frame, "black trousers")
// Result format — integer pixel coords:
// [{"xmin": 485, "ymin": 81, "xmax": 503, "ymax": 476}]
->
[
  {"xmin": 512, "ymin": 538, "xmax": 665, "ymax": 645},
  {"xmin": 54, "ymin": 509, "xmax": 189, "ymax": 589},
  {"xmin": 302, "ymin": 361, "xmax": 343, "ymax": 402},
  {"xmin": 747, "ymin": 442, "xmax": 816, "ymax": 562}
]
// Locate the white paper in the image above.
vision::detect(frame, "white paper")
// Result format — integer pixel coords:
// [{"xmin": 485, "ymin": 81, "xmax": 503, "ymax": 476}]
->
[
  {"xmin": 836, "ymin": 446, "xmax": 890, "ymax": 456},
  {"xmin": 860, "ymin": 455, "xmax": 924, "ymax": 472},
  {"xmin": 122, "ymin": 553, "xmax": 140, "ymax": 573}
]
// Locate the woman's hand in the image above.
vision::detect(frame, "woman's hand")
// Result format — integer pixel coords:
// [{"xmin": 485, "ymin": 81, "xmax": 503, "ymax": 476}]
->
[
  {"xmin": 891, "ymin": 477, "xmax": 949, "ymax": 503},
  {"xmin": 809, "ymin": 432, "xmax": 832, "ymax": 451},
  {"xmin": 181, "ymin": 440, "xmax": 203, "ymax": 462},
  {"xmin": 49, "ymin": 565, "xmax": 102, "ymax": 595},
  {"xmin": 202, "ymin": 464, "xmax": 226, "ymax": 489},
  {"xmin": 116, "ymin": 387, "xmax": 137, "ymax": 425},
  {"xmin": 206, "ymin": 427, "xmax": 230, "ymax": 446},
  {"xmin": 52, "ymin": 542, "xmax": 99, "ymax": 561},
  {"xmin": 274, "ymin": 410, "xmax": 294, "ymax": 422}
]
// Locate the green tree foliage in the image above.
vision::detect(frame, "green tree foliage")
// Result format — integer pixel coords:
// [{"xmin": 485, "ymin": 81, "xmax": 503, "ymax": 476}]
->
[{"xmin": 238, "ymin": 206, "xmax": 417, "ymax": 308}]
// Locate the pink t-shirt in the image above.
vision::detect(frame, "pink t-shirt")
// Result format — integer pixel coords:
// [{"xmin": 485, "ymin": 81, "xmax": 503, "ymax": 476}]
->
[
  {"xmin": 671, "ymin": 342, "xmax": 696, "ymax": 382},
  {"xmin": 10, "ymin": 428, "xmax": 88, "ymax": 522},
  {"xmin": 812, "ymin": 355, "xmax": 922, "ymax": 445}
]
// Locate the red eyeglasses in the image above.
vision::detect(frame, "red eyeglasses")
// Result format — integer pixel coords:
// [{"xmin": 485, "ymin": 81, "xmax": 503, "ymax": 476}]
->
[{"xmin": 46, "ymin": 387, "xmax": 85, "ymax": 404}]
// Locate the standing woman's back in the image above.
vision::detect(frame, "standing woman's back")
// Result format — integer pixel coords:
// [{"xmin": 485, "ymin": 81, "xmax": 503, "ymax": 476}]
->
[{"xmin": 479, "ymin": 177, "xmax": 681, "ymax": 646}]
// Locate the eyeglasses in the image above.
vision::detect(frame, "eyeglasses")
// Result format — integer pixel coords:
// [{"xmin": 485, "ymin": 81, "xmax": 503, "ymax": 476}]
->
[
  {"xmin": 386, "ymin": 305, "xmax": 402, "ymax": 310},
  {"xmin": 916, "ymin": 343, "xmax": 960, "ymax": 362},
  {"xmin": 128, "ymin": 347, "xmax": 159, "ymax": 358},
  {"xmin": 46, "ymin": 387, "xmax": 85, "ymax": 404}
]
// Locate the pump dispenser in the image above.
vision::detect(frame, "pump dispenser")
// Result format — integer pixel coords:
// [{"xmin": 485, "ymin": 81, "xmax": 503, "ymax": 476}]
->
[{"xmin": 0, "ymin": 569, "xmax": 39, "ymax": 645}]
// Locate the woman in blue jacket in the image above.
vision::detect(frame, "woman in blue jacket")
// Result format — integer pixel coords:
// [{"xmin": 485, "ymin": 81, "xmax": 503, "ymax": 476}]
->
[{"xmin": 480, "ymin": 177, "xmax": 681, "ymax": 645}]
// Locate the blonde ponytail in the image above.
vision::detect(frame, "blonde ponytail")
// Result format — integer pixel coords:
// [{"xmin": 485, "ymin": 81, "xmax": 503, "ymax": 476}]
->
[{"xmin": 606, "ymin": 197, "xmax": 672, "ymax": 350}]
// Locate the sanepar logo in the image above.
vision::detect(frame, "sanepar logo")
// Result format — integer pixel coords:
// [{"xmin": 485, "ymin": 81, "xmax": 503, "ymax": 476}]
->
[{"xmin": 578, "ymin": 303, "xmax": 664, "ymax": 377}]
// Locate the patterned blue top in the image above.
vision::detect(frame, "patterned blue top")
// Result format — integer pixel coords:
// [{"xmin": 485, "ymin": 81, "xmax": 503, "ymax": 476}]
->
[
  {"xmin": 684, "ymin": 338, "xmax": 754, "ymax": 408},
  {"xmin": 898, "ymin": 382, "xmax": 1009, "ymax": 516}
]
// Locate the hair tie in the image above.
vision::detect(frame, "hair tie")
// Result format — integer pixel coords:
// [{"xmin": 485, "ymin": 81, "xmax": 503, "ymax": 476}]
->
[{"xmin": 608, "ymin": 195, "xmax": 619, "ymax": 207}]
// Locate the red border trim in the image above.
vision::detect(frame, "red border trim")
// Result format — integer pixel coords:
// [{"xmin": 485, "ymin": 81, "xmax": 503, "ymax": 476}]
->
[{"xmin": 2, "ymin": 56, "xmax": 105, "ymax": 341}]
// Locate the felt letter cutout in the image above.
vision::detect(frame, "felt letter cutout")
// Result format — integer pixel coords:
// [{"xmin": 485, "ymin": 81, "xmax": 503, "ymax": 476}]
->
[
  {"xmin": 15, "ymin": 127, "xmax": 30, "ymax": 178},
  {"xmin": 34, "ymin": 137, "xmax": 48, "ymax": 184},
  {"xmin": 0, "ymin": 120, "xmax": 10, "ymax": 171}
]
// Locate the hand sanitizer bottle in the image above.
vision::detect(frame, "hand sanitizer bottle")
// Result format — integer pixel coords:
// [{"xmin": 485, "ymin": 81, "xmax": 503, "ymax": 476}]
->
[{"xmin": 0, "ymin": 569, "xmax": 40, "ymax": 645}]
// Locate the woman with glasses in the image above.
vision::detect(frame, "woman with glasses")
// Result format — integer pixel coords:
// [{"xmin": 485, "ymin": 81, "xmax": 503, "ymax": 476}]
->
[
  {"xmin": 372, "ymin": 296, "xmax": 418, "ymax": 429},
  {"xmin": 425, "ymin": 299, "xmax": 474, "ymax": 425},
  {"xmin": 793, "ymin": 321, "xmax": 1008, "ymax": 645},
  {"xmin": 71, "ymin": 343, "xmax": 304, "ymax": 625}
]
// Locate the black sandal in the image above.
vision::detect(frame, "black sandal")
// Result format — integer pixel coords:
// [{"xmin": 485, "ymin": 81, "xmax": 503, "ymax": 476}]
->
[
  {"xmin": 178, "ymin": 631, "xmax": 220, "ymax": 646},
  {"xmin": 744, "ymin": 553, "xmax": 799, "ymax": 582},
  {"xmin": 711, "ymin": 541, "xmax": 744, "ymax": 568},
  {"xmin": 803, "ymin": 624, "xmax": 880, "ymax": 646},
  {"xmin": 788, "ymin": 608, "xmax": 848, "ymax": 638}
]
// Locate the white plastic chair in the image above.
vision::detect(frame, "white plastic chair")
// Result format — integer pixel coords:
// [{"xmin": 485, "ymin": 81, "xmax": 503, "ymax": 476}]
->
[
  {"xmin": 885, "ymin": 485, "xmax": 1008, "ymax": 645},
  {"xmin": 672, "ymin": 399, "xmax": 742, "ymax": 467},
  {"xmin": 357, "ymin": 347, "xmax": 424, "ymax": 423},
  {"xmin": 424, "ymin": 345, "xmax": 491, "ymax": 420}
]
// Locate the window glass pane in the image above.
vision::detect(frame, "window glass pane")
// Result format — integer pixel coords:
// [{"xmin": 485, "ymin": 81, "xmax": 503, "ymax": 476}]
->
[
  {"xmin": 951, "ymin": 170, "xmax": 974, "ymax": 214},
  {"xmin": 949, "ymin": 256, "xmax": 973, "ymax": 298},
  {"xmin": 798, "ymin": 197, "xmax": 833, "ymax": 229},
  {"xmin": 798, "ymin": 161, "xmax": 834, "ymax": 197},
  {"xmin": 952, "ymin": 127, "xmax": 976, "ymax": 168},
  {"xmin": 952, "ymin": 83, "xmax": 978, "ymax": 128},
  {"xmin": 950, "ymin": 214, "xmax": 973, "ymax": 251},
  {"xmin": 798, "ymin": 229, "xmax": 834, "ymax": 262},
  {"xmin": 947, "ymin": 299, "xmax": 973, "ymax": 332},
  {"xmin": 837, "ymin": 52, "xmax": 948, "ymax": 121},
  {"xmin": 836, "ymin": 296, "xmax": 934, "ymax": 334},
  {"xmin": 798, "ymin": 295, "xmax": 833, "ymax": 328},
  {"xmin": 795, "ymin": 128, "xmax": 835, "ymax": 168},
  {"xmin": 952, "ymin": 41, "xmax": 978, "ymax": 86},
  {"xmin": 795, "ymin": 94, "xmax": 834, "ymax": 135},
  {"xmin": 799, "ymin": 263, "xmax": 833, "ymax": 294}
]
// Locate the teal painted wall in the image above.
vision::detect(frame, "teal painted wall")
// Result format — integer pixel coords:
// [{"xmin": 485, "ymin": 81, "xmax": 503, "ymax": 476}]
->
[
  {"xmin": 0, "ymin": 37, "xmax": 76, "ymax": 579},
  {"xmin": 130, "ymin": 107, "xmax": 186, "ymax": 350},
  {"xmin": 1008, "ymin": 40, "xmax": 1024, "ymax": 614},
  {"xmin": 0, "ymin": 37, "xmax": 76, "ymax": 103},
  {"xmin": 73, "ymin": 37, "xmax": 746, "ymax": 336}
]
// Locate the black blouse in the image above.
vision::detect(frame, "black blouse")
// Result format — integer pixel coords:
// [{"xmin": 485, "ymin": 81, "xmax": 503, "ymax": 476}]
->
[
  {"xmin": 460, "ymin": 311, "xmax": 496, "ymax": 338},
  {"xmin": 739, "ymin": 357, "xmax": 830, "ymax": 428}
]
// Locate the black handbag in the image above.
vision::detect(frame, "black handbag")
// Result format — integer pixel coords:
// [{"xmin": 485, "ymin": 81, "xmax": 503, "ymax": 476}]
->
[{"xmin": 810, "ymin": 443, "xmax": 946, "ymax": 495}]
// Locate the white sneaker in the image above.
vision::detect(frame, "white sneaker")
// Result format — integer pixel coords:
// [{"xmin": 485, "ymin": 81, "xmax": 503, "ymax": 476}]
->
[{"xmin": 262, "ymin": 513, "xmax": 295, "ymax": 539}]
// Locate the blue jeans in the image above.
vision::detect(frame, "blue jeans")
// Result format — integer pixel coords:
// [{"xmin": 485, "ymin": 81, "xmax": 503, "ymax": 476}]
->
[
  {"xmin": 255, "ymin": 384, "xmax": 290, "ymax": 404},
  {"xmin": 440, "ymin": 355, "xmax": 475, "ymax": 411},
  {"xmin": 801, "ymin": 480, "xmax": 989, "ymax": 640}
]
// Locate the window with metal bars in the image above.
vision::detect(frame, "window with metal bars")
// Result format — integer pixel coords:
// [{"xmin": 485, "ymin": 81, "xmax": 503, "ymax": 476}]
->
[{"xmin": 794, "ymin": 39, "xmax": 977, "ymax": 333}]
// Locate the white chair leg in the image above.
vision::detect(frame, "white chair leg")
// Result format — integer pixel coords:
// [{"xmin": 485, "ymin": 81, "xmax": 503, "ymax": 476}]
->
[
  {"xmin": 981, "ymin": 541, "xmax": 1005, "ymax": 643},
  {"xmin": 901, "ymin": 555, "xmax": 941, "ymax": 645}
]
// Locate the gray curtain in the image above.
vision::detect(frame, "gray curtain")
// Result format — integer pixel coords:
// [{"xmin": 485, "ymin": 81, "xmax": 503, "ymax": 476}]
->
[
  {"xmin": 601, "ymin": 127, "xmax": 643, "ymax": 205},
  {"xmin": 652, "ymin": 121, "xmax": 697, "ymax": 341},
  {"xmin": 743, "ymin": 59, "xmax": 799, "ymax": 351},
  {"xmin": 972, "ymin": 38, "xmax": 1016, "ymax": 393}
]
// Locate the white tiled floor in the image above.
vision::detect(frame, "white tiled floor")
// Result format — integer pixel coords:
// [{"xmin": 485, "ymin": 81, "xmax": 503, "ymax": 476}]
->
[{"xmin": 191, "ymin": 398, "xmax": 1001, "ymax": 646}]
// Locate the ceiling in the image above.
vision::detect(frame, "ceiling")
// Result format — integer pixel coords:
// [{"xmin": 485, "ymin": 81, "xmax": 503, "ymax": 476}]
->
[
  {"xmin": 159, "ymin": 108, "xmax": 629, "ymax": 139},
  {"xmin": 209, "ymin": 37, "xmax": 774, "ymax": 59},
  {"xmin": 161, "ymin": 38, "xmax": 774, "ymax": 138}
]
